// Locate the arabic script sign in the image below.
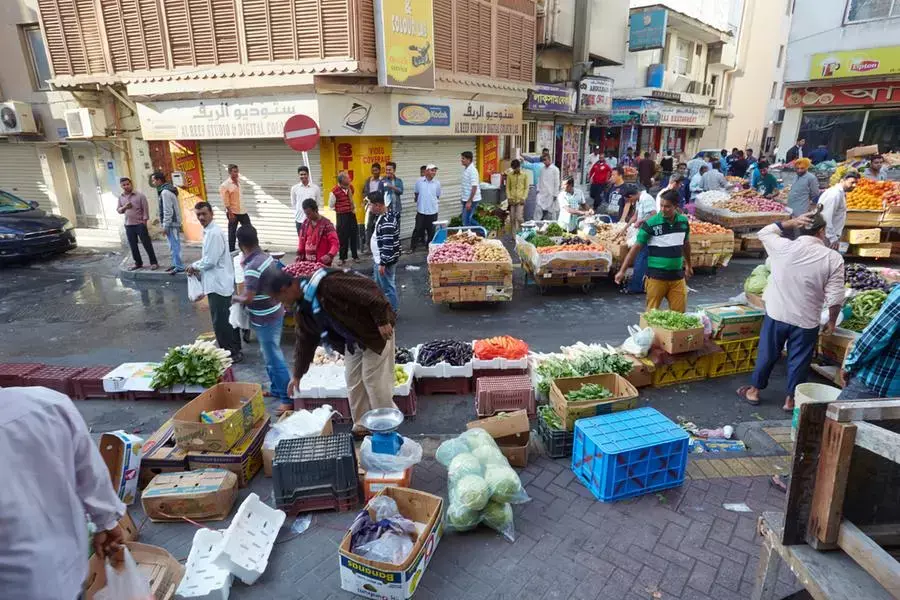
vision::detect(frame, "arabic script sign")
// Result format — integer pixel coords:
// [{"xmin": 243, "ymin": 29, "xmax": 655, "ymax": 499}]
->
[
  {"xmin": 785, "ymin": 81, "xmax": 900, "ymax": 108},
  {"xmin": 137, "ymin": 96, "xmax": 319, "ymax": 141},
  {"xmin": 809, "ymin": 46, "xmax": 900, "ymax": 80}
]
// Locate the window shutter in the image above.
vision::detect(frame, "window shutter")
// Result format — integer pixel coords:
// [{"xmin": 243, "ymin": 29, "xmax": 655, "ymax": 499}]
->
[
  {"xmin": 495, "ymin": 10, "xmax": 510, "ymax": 80},
  {"xmin": 477, "ymin": 1, "xmax": 491, "ymax": 76},
  {"xmin": 100, "ymin": 0, "xmax": 128, "ymax": 71},
  {"xmin": 356, "ymin": 0, "xmax": 376, "ymax": 61},
  {"xmin": 162, "ymin": 0, "xmax": 192, "ymax": 66},
  {"xmin": 294, "ymin": 0, "xmax": 322, "ymax": 59},
  {"xmin": 434, "ymin": 0, "xmax": 452, "ymax": 70},
  {"xmin": 163, "ymin": 0, "xmax": 239, "ymax": 66},
  {"xmin": 455, "ymin": 0, "xmax": 470, "ymax": 73},
  {"xmin": 38, "ymin": 0, "xmax": 72, "ymax": 75},
  {"xmin": 320, "ymin": 0, "xmax": 350, "ymax": 57},
  {"xmin": 75, "ymin": 0, "xmax": 106, "ymax": 73},
  {"xmin": 242, "ymin": 0, "xmax": 272, "ymax": 61}
]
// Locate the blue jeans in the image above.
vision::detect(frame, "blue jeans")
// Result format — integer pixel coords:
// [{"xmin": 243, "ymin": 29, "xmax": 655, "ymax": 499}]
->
[
  {"xmin": 166, "ymin": 227, "xmax": 183, "ymax": 270},
  {"xmin": 628, "ymin": 246, "xmax": 649, "ymax": 293},
  {"xmin": 252, "ymin": 316, "xmax": 291, "ymax": 405},
  {"xmin": 374, "ymin": 263, "xmax": 399, "ymax": 313},
  {"xmin": 751, "ymin": 315, "xmax": 819, "ymax": 397},
  {"xmin": 837, "ymin": 377, "xmax": 882, "ymax": 400},
  {"xmin": 461, "ymin": 202, "xmax": 479, "ymax": 227}
]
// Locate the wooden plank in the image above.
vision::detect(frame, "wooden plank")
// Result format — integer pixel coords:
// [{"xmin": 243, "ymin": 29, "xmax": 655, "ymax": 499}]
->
[
  {"xmin": 827, "ymin": 400, "xmax": 900, "ymax": 423},
  {"xmin": 838, "ymin": 521, "xmax": 900, "ymax": 598},
  {"xmin": 853, "ymin": 421, "xmax": 900, "ymax": 464},
  {"xmin": 784, "ymin": 401, "xmax": 830, "ymax": 545},
  {"xmin": 859, "ymin": 524, "xmax": 900, "ymax": 547},
  {"xmin": 808, "ymin": 420, "xmax": 857, "ymax": 545},
  {"xmin": 750, "ymin": 533, "xmax": 782, "ymax": 600}
]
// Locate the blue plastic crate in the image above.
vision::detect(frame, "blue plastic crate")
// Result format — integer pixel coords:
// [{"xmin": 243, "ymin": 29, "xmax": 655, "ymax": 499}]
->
[{"xmin": 571, "ymin": 407, "xmax": 689, "ymax": 502}]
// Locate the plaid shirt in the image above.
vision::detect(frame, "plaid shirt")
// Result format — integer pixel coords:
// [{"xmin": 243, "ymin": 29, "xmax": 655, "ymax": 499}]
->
[{"xmin": 844, "ymin": 286, "xmax": 900, "ymax": 397}]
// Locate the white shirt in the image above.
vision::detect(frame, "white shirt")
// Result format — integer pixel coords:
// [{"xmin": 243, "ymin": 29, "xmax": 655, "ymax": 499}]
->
[
  {"xmin": 690, "ymin": 172, "xmax": 705, "ymax": 194},
  {"xmin": 605, "ymin": 156, "xmax": 618, "ymax": 169},
  {"xmin": 586, "ymin": 153, "xmax": 602, "ymax": 173},
  {"xmin": 415, "ymin": 178, "xmax": 441, "ymax": 215},
  {"xmin": 290, "ymin": 182, "xmax": 322, "ymax": 223},
  {"xmin": 461, "ymin": 163, "xmax": 482, "ymax": 203},
  {"xmin": 817, "ymin": 185, "xmax": 848, "ymax": 245},
  {"xmin": 537, "ymin": 164, "xmax": 561, "ymax": 210},
  {"xmin": 636, "ymin": 191, "xmax": 657, "ymax": 223},
  {"xmin": 758, "ymin": 223, "xmax": 845, "ymax": 329},
  {"xmin": 0, "ymin": 386, "xmax": 125, "ymax": 600},
  {"xmin": 193, "ymin": 221, "xmax": 235, "ymax": 296},
  {"xmin": 701, "ymin": 169, "xmax": 727, "ymax": 191},
  {"xmin": 686, "ymin": 157, "xmax": 706, "ymax": 178},
  {"xmin": 371, "ymin": 213, "xmax": 384, "ymax": 264}
]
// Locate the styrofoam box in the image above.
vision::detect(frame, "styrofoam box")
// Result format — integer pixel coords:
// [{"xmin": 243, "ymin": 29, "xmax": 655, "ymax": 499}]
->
[
  {"xmin": 296, "ymin": 365, "xmax": 347, "ymax": 399},
  {"xmin": 471, "ymin": 341, "xmax": 529, "ymax": 370},
  {"xmin": 102, "ymin": 362, "xmax": 184, "ymax": 394},
  {"xmin": 213, "ymin": 493, "xmax": 286, "ymax": 585},
  {"xmin": 412, "ymin": 345, "xmax": 474, "ymax": 379},
  {"xmin": 176, "ymin": 529, "xmax": 232, "ymax": 600},
  {"xmin": 392, "ymin": 362, "xmax": 416, "ymax": 396}
]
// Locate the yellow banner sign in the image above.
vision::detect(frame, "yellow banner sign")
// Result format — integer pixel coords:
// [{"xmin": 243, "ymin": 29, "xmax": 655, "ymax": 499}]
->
[
  {"xmin": 375, "ymin": 0, "xmax": 435, "ymax": 90},
  {"xmin": 810, "ymin": 46, "xmax": 900, "ymax": 80}
]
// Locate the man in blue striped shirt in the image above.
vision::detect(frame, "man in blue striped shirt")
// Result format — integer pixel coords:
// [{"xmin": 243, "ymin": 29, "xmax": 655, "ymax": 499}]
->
[
  {"xmin": 234, "ymin": 225, "xmax": 292, "ymax": 411},
  {"xmin": 840, "ymin": 285, "xmax": 900, "ymax": 399},
  {"xmin": 369, "ymin": 191, "xmax": 401, "ymax": 313}
]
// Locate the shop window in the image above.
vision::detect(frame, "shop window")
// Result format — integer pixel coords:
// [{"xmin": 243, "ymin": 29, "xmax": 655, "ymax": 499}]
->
[
  {"xmin": 861, "ymin": 108, "xmax": 900, "ymax": 153},
  {"xmin": 845, "ymin": 0, "xmax": 900, "ymax": 22},
  {"xmin": 798, "ymin": 110, "xmax": 867, "ymax": 159},
  {"xmin": 673, "ymin": 39, "xmax": 693, "ymax": 75},
  {"xmin": 20, "ymin": 24, "xmax": 51, "ymax": 91}
]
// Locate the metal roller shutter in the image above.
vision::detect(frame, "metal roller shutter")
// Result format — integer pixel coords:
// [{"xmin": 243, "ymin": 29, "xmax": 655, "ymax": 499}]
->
[
  {"xmin": 0, "ymin": 142, "xmax": 50, "ymax": 204},
  {"xmin": 390, "ymin": 137, "xmax": 475, "ymax": 239},
  {"xmin": 200, "ymin": 140, "xmax": 322, "ymax": 249}
]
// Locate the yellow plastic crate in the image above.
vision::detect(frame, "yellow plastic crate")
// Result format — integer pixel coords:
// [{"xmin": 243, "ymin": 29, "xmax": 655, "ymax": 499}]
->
[
  {"xmin": 708, "ymin": 337, "xmax": 759, "ymax": 378},
  {"xmin": 652, "ymin": 354, "xmax": 711, "ymax": 387}
]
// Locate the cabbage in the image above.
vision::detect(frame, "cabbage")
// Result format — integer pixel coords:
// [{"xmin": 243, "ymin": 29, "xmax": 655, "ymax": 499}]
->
[
  {"xmin": 453, "ymin": 475, "xmax": 491, "ymax": 511},
  {"xmin": 472, "ymin": 445, "xmax": 507, "ymax": 467},
  {"xmin": 463, "ymin": 428, "xmax": 495, "ymax": 451},
  {"xmin": 482, "ymin": 501, "xmax": 513, "ymax": 531},
  {"xmin": 448, "ymin": 453, "xmax": 482, "ymax": 483},
  {"xmin": 484, "ymin": 466, "xmax": 523, "ymax": 503},
  {"xmin": 446, "ymin": 503, "xmax": 480, "ymax": 531},
  {"xmin": 435, "ymin": 437, "xmax": 469, "ymax": 467},
  {"xmin": 744, "ymin": 264, "xmax": 770, "ymax": 295}
]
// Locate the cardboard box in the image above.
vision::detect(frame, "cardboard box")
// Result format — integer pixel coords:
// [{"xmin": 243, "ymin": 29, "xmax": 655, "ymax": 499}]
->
[
  {"xmin": 84, "ymin": 542, "xmax": 184, "ymax": 600},
  {"xmin": 99, "ymin": 431, "xmax": 144, "ymax": 505},
  {"xmin": 818, "ymin": 328, "xmax": 859, "ymax": 367},
  {"xmin": 843, "ymin": 228, "xmax": 881, "ymax": 245},
  {"xmin": 431, "ymin": 286, "xmax": 460, "ymax": 303},
  {"xmin": 172, "ymin": 382, "xmax": 265, "ymax": 452},
  {"xmin": 339, "ymin": 487, "xmax": 443, "ymax": 600},
  {"xmin": 262, "ymin": 411, "xmax": 334, "ymax": 477},
  {"xmin": 624, "ymin": 355, "xmax": 655, "ymax": 388},
  {"xmin": 458, "ymin": 285, "xmax": 487, "ymax": 302},
  {"xmin": 141, "ymin": 469, "xmax": 238, "ymax": 522},
  {"xmin": 119, "ymin": 510, "xmax": 139, "ymax": 542},
  {"xmin": 846, "ymin": 144, "xmax": 878, "ymax": 160},
  {"xmin": 139, "ymin": 419, "xmax": 189, "ymax": 489},
  {"xmin": 701, "ymin": 303, "xmax": 765, "ymax": 340},
  {"xmin": 550, "ymin": 374, "xmax": 640, "ymax": 431},
  {"xmin": 362, "ymin": 467, "xmax": 413, "ymax": 502},
  {"xmin": 466, "ymin": 409, "xmax": 531, "ymax": 467},
  {"xmin": 640, "ymin": 314, "xmax": 705, "ymax": 354},
  {"xmin": 187, "ymin": 416, "xmax": 270, "ymax": 487},
  {"xmin": 101, "ymin": 362, "xmax": 185, "ymax": 394},
  {"xmin": 850, "ymin": 242, "xmax": 892, "ymax": 258}
]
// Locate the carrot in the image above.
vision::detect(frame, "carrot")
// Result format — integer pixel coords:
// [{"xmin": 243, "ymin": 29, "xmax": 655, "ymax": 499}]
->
[{"xmin": 474, "ymin": 336, "xmax": 529, "ymax": 360}]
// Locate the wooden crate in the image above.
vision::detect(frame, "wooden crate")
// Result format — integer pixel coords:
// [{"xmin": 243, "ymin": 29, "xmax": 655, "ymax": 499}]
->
[
  {"xmin": 845, "ymin": 210, "xmax": 884, "ymax": 227},
  {"xmin": 849, "ymin": 243, "xmax": 892, "ymax": 258},
  {"xmin": 880, "ymin": 206, "xmax": 900, "ymax": 227},
  {"xmin": 843, "ymin": 228, "xmax": 881, "ymax": 245}
]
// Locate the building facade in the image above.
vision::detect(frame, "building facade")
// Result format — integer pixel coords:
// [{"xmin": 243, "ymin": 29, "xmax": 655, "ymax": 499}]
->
[
  {"xmin": 777, "ymin": 0, "xmax": 900, "ymax": 160},
  {"xmin": 35, "ymin": 0, "xmax": 538, "ymax": 247}
]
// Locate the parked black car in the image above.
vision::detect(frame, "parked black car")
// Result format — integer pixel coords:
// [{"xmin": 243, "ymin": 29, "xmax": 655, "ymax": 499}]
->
[{"xmin": 0, "ymin": 189, "xmax": 77, "ymax": 260}]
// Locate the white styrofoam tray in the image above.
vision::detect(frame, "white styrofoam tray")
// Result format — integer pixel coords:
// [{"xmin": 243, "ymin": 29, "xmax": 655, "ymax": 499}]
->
[
  {"xmin": 102, "ymin": 362, "xmax": 185, "ymax": 394},
  {"xmin": 295, "ymin": 365, "xmax": 347, "ymax": 399},
  {"xmin": 213, "ymin": 493, "xmax": 286, "ymax": 585},
  {"xmin": 391, "ymin": 361, "xmax": 416, "ymax": 396},
  {"xmin": 176, "ymin": 529, "xmax": 232, "ymax": 600},
  {"xmin": 471, "ymin": 341, "xmax": 529, "ymax": 370},
  {"xmin": 412, "ymin": 345, "xmax": 473, "ymax": 378}
]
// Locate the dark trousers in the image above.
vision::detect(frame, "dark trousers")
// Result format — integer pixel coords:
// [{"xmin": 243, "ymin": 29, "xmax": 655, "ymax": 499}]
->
[
  {"xmin": 589, "ymin": 183, "xmax": 609, "ymax": 211},
  {"xmin": 336, "ymin": 212, "xmax": 359, "ymax": 260},
  {"xmin": 227, "ymin": 213, "xmax": 252, "ymax": 252},
  {"xmin": 751, "ymin": 315, "xmax": 819, "ymax": 398},
  {"xmin": 208, "ymin": 292, "xmax": 241, "ymax": 356},
  {"xmin": 411, "ymin": 212, "xmax": 437, "ymax": 251},
  {"xmin": 124, "ymin": 224, "xmax": 157, "ymax": 266},
  {"xmin": 364, "ymin": 212, "xmax": 376, "ymax": 252}
]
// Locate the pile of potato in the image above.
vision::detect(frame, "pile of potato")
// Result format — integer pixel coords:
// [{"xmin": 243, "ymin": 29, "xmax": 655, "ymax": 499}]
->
[{"xmin": 474, "ymin": 243, "xmax": 509, "ymax": 262}]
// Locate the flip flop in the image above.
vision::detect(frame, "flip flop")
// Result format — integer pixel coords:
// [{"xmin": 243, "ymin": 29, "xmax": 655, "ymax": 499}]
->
[
  {"xmin": 736, "ymin": 385, "xmax": 760, "ymax": 406},
  {"xmin": 769, "ymin": 475, "xmax": 788, "ymax": 493}
]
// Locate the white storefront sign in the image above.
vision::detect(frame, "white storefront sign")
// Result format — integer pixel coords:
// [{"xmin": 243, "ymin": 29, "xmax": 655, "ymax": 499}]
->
[
  {"xmin": 578, "ymin": 77, "xmax": 614, "ymax": 114},
  {"xmin": 137, "ymin": 96, "xmax": 319, "ymax": 140},
  {"xmin": 657, "ymin": 105, "xmax": 710, "ymax": 127}
]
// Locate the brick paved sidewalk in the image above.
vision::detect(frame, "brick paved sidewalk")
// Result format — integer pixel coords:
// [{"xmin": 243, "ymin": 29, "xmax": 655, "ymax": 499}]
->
[{"xmin": 133, "ymin": 449, "xmax": 801, "ymax": 600}]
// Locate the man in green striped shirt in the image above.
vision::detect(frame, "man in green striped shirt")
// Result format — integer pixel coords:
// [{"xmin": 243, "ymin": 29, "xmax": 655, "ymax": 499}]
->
[{"xmin": 615, "ymin": 190, "xmax": 692, "ymax": 312}]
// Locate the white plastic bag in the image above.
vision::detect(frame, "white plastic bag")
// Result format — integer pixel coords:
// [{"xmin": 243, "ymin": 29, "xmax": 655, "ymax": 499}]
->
[
  {"xmin": 625, "ymin": 224, "xmax": 640, "ymax": 247},
  {"xmin": 621, "ymin": 325, "xmax": 653, "ymax": 357},
  {"xmin": 229, "ymin": 302, "xmax": 250, "ymax": 329},
  {"xmin": 95, "ymin": 549, "xmax": 152, "ymax": 600},
  {"xmin": 187, "ymin": 274, "xmax": 205, "ymax": 302},
  {"xmin": 359, "ymin": 436, "xmax": 424, "ymax": 472}
]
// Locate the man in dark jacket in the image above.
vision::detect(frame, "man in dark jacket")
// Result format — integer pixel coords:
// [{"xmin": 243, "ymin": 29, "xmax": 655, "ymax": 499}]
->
[
  {"xmin": 368, "ymin": 191, "xmax": 401, "ymax": 313},
  {"xmin": 266, "ymin": 267, "xmax": 397, "ymax": 434},
  {"xmin": 785, "ymin": 138, "xmax": 806, "ymax": 163},
  {"xmin": 151, "ymin": 171, "xmax": 183, "ymax": 273},
  {"xmin": 637, "ymin": 152, "xmax": 656, "ymax": 189}
]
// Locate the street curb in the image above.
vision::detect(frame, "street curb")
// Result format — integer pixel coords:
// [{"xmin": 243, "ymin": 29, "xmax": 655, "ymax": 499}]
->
[{"xmin": 117, "ymin": 257, "xmax": 188, "ymax": 282}]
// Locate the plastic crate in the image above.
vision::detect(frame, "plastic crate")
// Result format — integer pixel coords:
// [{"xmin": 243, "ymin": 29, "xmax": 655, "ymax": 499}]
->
[
  {"xmin": 272, "ymin": 433, "xmax": 358, "ymax": 506},
  {"xmin": 475, "ymin": 374, "xmax": 535, "ymax": 417},
  {"xmin": 0, "ymin": 363, "xmax": 45, "ymax": 387},
  {"xmin": 394, "ymin": 386, "xmax": 418, "ymax": 419},
  {"xmin": 278, "ymin": 484, "xmax": 360, "ymax": 515},
  {"xmin": 651, "ymin": 354, "xmax": 711, "ymax": 387},
  {"xmin": 293, "ymin": 397, "xmax": 352, "ymax": 424},
  {"xmin": 70, "ymin": 366, "xmax": 114, "ymax": 400},
  {"xmin": 708, "ymin": 337, "xmax": 759, "ymax": 378},
  {"xmin": 415, "ymin": 376, "xmax": 472, "ymax": 395},
  {"xmin": 21, "ymin": 365, "xmax": 87, "ymax": 395},
  {"xmin": 537, "ymin": 408, "xmax": 573, "ymax": 459},
  {"xmin": 213, "ymin": 493, "xmax": 286, "ymax": 585},
  {"xmin": 571, "ymin": 407, "xmax": 689, "ymax": 502},
  {"xmin": 473, "ymin": 367, "xmax": 528, "ymax": 380}
]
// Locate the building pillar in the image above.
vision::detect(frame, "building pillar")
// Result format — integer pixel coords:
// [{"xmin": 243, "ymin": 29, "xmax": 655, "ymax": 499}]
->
[{"xmin": 776, "ymin": 107, "xmax": 803, "ymax": 161}]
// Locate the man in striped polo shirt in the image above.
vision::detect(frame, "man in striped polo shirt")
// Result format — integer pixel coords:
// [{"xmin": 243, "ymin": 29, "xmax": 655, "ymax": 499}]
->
[
  {"xmin": 234, "ymin": 225, "xmax": 292, "ymax": 411},
  {"xmin": 615, "ymin": 189, "xmax": 692, "ymax": 312}
]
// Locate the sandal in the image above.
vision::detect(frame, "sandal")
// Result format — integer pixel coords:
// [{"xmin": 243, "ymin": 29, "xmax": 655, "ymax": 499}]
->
[{"xmin": 736, "ymin": 385, "xmax": 760, "ymax": 406}]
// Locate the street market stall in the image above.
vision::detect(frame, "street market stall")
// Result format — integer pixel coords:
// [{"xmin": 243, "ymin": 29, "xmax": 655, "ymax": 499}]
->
[
  {"xmin": 427, "ymin": 230, "xmax": 514, "ymax": 304},
  {"xmin": 516, "ymin": 222, "xmax": 612, "ymax": 293}
]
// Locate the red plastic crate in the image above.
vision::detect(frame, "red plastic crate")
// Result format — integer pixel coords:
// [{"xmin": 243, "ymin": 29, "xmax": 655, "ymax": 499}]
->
[
  {"xmin": 278, "ymin": 484, "xmax": 360, "ymax": 515},
  {"xmin": 415, "ymin": 376, "xmax": 472, "ymax": 396},
  {"xmin": 220, "ymin": 367, "xmax": 235, "ymax": 382},
  {"xmin": 21, "ymin": 365, "xmax": 87, "ymax": 396},
  {"xmin": 70, "ymin": 366, "xmax": 114, "ymax": 400},
  {"xmin": 0, "ymin": 363, "xmax": 45, "ymax": 387},
  {"xmin": 475, "ymin": 375, "xmax": 536, "ymax": 418},
  {"xmin": 473, "ymin": 368, "xmax": 528, "ymax": 380},
  {"xmin": 393, "ymin": 386, "xmax": 418, "ymax": 419}
]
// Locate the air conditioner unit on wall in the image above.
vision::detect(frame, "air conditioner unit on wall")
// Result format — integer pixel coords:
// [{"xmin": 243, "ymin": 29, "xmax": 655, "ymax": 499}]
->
[
  {"xmin": 64, "ymin": 107, "xmax": 107, "ymax": 138},
  {"xmin": 0, "ymin": 101, "xmax": 38, "ymax": 135}
]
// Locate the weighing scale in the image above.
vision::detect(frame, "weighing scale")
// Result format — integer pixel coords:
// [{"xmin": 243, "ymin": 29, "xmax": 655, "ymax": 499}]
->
[{"xmin": 359, "ymin": 407, "xmax": 404, "ymax": 455}]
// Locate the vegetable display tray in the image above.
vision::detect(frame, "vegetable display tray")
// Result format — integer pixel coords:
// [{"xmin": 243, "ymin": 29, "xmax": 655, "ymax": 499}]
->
[
  {"xmin": 70, "ymin": 366, "xmax": 115, "ymax": 400},
  {"xmin": 0, "ymin": 362, "xmax": 45, "ymax": 387},
  {"xmin": 475, "ymin": 375, "xmax": 535, "ymax": 418},
  {"xmin": 538, "ymin": 411, "xmax": 573, "ymax": 459},
  {"xmin": 272, "ymin": 433, "xmax": 358, "ymax": 506},
  {"xmin": 707, "ymin": 337, "xmax": 759, "ymax": 379},
  {"xmin": 21, "ymin": 365, "xmax": 87, "ymax": 396},
  {"xmin": 277, "ymin": 484, "xmax": 360, "ymax": 515},
  {"xmin": 651, "ymin": 354, "xmax": 711, "ymax": 387},
  {"xmin": 571, "ymin": 407, "xmax": 689, "ymax": 502}
]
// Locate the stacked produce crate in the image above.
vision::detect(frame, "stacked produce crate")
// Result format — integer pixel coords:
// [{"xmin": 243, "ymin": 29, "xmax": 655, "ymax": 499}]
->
[
  {"xmin": 701, "ymin": 303, "xmax": 765, "ymax": 379},
  {"xmin": 688, "ymin": 219, "xmax": 735, "ymax": 268},
  {"xmin": 515, "ymin": 223, "xmax": 612, "ymax": 293},
  {"xmin": 271, "ymin": 433, "xmax": 359, "ymax": 514},
  {"xmin": 427, "ymin": 232, "xmax": 513, "ymax": 304}
]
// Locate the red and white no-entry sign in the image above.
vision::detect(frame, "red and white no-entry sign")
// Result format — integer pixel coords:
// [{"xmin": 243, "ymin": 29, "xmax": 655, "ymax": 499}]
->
[{"xmin": 283, "ymin": 114, "xmax": 320, "ymax": 152}]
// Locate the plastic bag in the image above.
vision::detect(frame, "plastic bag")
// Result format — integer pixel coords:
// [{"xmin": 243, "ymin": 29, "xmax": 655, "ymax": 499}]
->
[
  {"xmin": 625, "ymin": 224, "xmax": 640, "ymax": 248},
  {"xmin": 355, "ymin": 532, "xmax": 414, "ymax": 565},
  {"xmin": 187, "ymin": 274, "xmax": 205, "ymax": 302},
  {"xmin": 436, "ymin": 428, "xmax": 530, "ymax": 542},
  {"xmin": 359, "ymin": 436, "xmax": 423, "ymax": 472},
  {"xmin": 228, "ymin": 302, "xmax": 250, "ymax": 329},
  {"xmin": 95, "ymin": 549, "xmax": 152, "ymax": 600},
  {"xmin": 263, "ymin": 405, "xmax": 335, "ymax": 450},
  {"xmin": 621, "ymin": 325, "xmax": 653, "ymax": 357}
]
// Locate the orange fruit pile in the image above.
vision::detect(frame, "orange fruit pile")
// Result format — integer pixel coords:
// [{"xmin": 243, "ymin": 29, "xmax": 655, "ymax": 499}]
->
[{"xmin": 846, "ymin": 179, "xmax": 897, "ymax": 210}]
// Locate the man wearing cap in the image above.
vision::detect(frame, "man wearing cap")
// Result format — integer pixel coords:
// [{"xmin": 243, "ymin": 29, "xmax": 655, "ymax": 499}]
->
[{"xmin": 411, "ymin": 164, "xmax": 441, "ymax": 251}]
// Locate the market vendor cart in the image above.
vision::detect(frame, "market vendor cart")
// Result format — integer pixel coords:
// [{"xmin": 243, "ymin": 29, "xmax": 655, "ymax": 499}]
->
[
  {"xmin": 516, "ymin": 226, "xmax": 612, "ymax": 294},
  {"xmin": 428, "ymin": 227, "xmax": 514, "ymax": 305}
]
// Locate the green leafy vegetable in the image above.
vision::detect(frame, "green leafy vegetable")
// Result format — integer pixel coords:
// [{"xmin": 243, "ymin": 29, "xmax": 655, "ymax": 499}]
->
[
  {"xmin": 544, "ymin": 223, "xmax": 565, "ymax": 237},
  {"xmin": 536, "ymin": 357, "xmax": 578, "ymax": 394},
  {"xmin": 565, "ymin": 383, "xmax": 613, "ymax": 402},
  {"xmin": 475, "ymin": 214, "xmax": 503, "ymax": 232},
  {"xmin": 532, "ymin": 234, "xmax": 554, "ymax": 248},
  {"xmin": 571, "ymin": 351, "xmax": 634, "ymax": 377},
  {"xmin": 644, "ymin": 309, "xmax": 702, "ymax": 330},
  {"xmin": 538, "ymin": 405, "xmax": 563, "ymax": 430},
  {"xmin": 449, "ymin": 216, "xmax": 463, "ymax": 228},
  {"xmin": 843, "ymin": 290, "xmax": 888, "ymax": 332},
  {"xmin": 150, "ymin": 341, "xmax": 232, "ymax": 390}
]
